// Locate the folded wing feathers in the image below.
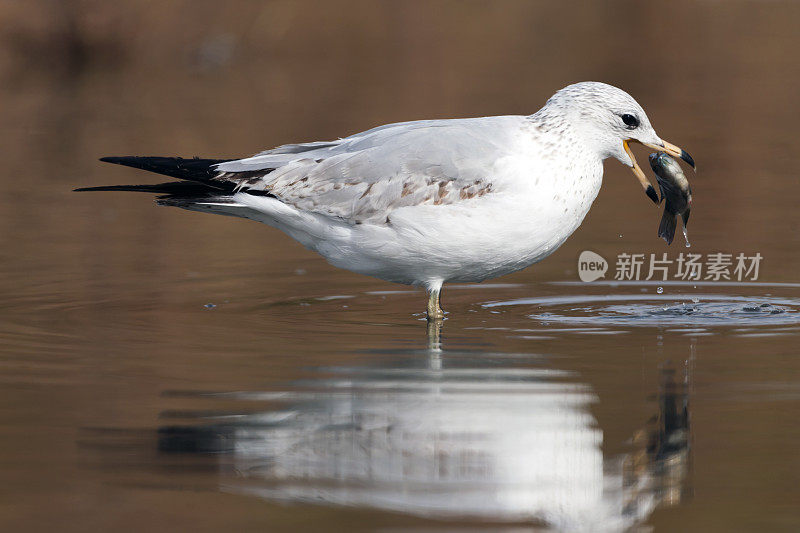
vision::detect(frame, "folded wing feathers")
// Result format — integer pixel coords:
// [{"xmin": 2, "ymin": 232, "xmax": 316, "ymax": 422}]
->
[{"xmin": 210, "ymin": 118, "xmax": 511, "ymax": 224}]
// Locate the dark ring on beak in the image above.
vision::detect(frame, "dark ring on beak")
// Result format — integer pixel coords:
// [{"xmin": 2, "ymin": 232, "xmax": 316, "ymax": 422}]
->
[
  {"xmin": 679, "ymin": 149, "xmax": 695, "ymax": 170},
  {"xmin": 653, "ymin": 140, "xmax": 696, "ymax": 172}
]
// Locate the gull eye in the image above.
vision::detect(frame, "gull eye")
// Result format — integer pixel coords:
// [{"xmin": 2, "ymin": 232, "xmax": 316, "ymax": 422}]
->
[{"xmin": 621, "ymin": 113, "xmax": 640, "ymax": 129}]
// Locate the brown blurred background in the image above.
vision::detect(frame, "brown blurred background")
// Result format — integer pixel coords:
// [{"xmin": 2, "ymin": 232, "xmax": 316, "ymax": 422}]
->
[
  {"xmin": 3, "ymin": 0, "xmax": 799, "ymax": 282},
  {"xmin": 1, "ymin": 1, "xmax": 799, "ymax": 532}
]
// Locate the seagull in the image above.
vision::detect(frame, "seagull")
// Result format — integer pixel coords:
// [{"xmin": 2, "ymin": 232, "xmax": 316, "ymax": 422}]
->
[{"xmin": 77, "ymin": 82, "xmax": 694, "ymax": 320}]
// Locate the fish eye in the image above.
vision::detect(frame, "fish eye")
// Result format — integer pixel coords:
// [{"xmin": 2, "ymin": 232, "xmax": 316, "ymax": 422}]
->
[{"xmin": 620, "ymin": 113, "xmax": 640, "ymax": 129}]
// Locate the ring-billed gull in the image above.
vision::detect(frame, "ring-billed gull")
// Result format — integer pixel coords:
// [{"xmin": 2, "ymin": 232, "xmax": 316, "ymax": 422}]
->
[{"xmin": 77, "ymin": 82, "xmax": 695, "ymax": 320}]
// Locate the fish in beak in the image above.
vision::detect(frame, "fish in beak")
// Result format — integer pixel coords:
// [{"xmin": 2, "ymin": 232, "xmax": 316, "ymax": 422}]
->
[{"xmin": 624, "ymin": 139, "xmax": 695, "ymax": 204}]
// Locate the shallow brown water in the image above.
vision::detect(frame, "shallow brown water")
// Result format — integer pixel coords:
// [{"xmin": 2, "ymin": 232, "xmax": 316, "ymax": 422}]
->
[{"xmin": 1, "ymin": 1, "xmax": 800, "ymax": 531}]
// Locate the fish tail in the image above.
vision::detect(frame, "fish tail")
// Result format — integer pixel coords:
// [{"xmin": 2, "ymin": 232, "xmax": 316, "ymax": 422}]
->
[
  {"xmin": 658, "ymin": 209, "xmax": 677, "ymax": 245},
  {"xmin": 681, "ymin": 207, "xmax": 690, "ymax": 228}
]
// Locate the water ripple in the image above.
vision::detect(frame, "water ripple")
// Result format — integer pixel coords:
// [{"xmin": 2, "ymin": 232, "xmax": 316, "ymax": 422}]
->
[{"xmin": 483, "ymin": 293, "xmax": 800, "ymax": 329}]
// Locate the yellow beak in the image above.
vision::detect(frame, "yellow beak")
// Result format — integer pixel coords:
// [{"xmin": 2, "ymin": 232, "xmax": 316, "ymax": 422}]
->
[{"xmin": 624, "ymin": 139, "xmax": 696, "ymax": 204}]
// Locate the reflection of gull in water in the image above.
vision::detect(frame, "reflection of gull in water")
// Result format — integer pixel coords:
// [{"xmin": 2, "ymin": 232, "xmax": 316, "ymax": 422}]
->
[
  {"xmin": 159, "ymin": 355, "xmax": 690, "ymax": 531},
  {"xmin": 233, "ymin": 373, "xmax": 603, "ymax": 526}
]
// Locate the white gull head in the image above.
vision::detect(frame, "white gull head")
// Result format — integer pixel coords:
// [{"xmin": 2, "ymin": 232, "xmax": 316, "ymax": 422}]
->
[
  {"xmin": 533, "ymin": 81, "xmax": 662, "ymax": 167},
  {"xmin": 531, "ymin": 82, "xmax": 694, "ymax": 204}
]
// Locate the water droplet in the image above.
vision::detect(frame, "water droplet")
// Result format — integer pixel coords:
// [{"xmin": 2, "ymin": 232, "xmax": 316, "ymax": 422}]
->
[
  {"xmin": 657, "ymin": 287, "xmax": 664, "ymax": 294},
  {"xmin": 682, "ymin": 226, "xmax": 691, "ymax": 247},
  {"xmin": 204, "ymin": 303, "xmax": 216, "ymax": 309},
  {"xmin": 692, "ymin": 297, "xmax": 700, "ymax": 304}
]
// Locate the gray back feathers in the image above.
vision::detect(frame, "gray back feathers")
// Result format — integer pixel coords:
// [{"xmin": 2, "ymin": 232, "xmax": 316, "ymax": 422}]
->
[{"xmin": 213, "ymin": 117, "xmax": 525, "ymax": 223}]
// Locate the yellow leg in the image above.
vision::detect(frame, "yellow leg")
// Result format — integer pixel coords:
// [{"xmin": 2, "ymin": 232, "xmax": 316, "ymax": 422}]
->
[
  {"xmin": 426, "ymin": 318, "xmax": 443, "ymax": 360},
  {"xmin": 426, "ymin": 286, "xmax": 444, "ymax": 321}
]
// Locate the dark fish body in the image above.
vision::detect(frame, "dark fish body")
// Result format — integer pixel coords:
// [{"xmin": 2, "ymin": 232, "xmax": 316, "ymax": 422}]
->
[{"xmin": 649, "ymin": 153, "xmax": 692, "ymax": 245}]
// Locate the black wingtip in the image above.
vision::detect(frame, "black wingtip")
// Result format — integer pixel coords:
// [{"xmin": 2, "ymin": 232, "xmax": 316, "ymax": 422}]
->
[
  {"xmin": 96, "ymin": 156, "xmax": 231, "ymax": 182},
  {"xmin": 98, "ymin": 156, "xmax": 138, "ymax": 166},
  {"xmin": 646, "ymin": 185, "xmax": 660, "ymax": 204},
  {"xmin": 73, "ymin": 181, "xmax": 232, "ymax": 195},
  {"xmin": 680, "ymin": 149, "xmax": 696, "ymax": 171},
  {"xmin": 74, "ymin": 184, "xmax": 153, "ymax": 193},
  {"xmin": 74, "ymin": 184, "xmax": 159, "ymax": 193}
]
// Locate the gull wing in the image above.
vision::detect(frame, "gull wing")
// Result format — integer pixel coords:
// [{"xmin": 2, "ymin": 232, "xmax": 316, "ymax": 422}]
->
[{"xmin": 212, "ymin": 117, "xmax": 523, "ymax": 224}]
